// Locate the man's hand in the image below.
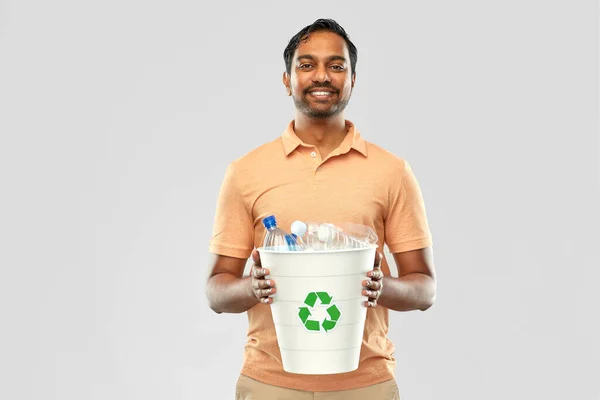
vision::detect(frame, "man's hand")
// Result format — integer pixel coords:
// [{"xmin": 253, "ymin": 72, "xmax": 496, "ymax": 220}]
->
[
  {"xmin": 249, "ymin": 249, "xmax": 276, "ymax": 304},
  {"xmin": 363, "ymin": 251, "xmax": 384, "ymax": 308}
]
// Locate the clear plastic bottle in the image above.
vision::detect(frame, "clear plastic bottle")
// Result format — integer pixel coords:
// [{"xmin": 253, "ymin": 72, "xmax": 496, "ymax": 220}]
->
[
  {"xmin": 262, "ymin": 215, "xmax": 304, "ymax": 251},
  {"xmin": 290, "ymin": 220, "xmax": 324, "ymax": 250},
  {"xmin": 290, "ymin": 233, "xmax": 307, "ymax": 248},
  {"xmin": 334, "ymin": 222, "xmax": 378, "ymax": 246},
  {"xmin": 290, "ymin": 221, "xmax": 374, "ymax": 250},
  {"xmin": 285, "ymin": 233, "xmax": 305, "ymax": 251},
  {"xmin": 316, "ymin": 223, "xmax": 364, "ymax": 250}
]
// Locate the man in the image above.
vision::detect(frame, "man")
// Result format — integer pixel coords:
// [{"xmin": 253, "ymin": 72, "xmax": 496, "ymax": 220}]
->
[{"xmin": 206, "ymin": 18, "xmax": 436, "ymax": 399}]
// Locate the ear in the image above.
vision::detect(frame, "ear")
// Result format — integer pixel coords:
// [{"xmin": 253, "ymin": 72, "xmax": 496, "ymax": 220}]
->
[
  {"xmin": 351, "ymin": 72, "xmax": 356, "ymax": 88},
  {"xmin": 282, "ymin": 71, "xmax": 291, "ymax": 96}
]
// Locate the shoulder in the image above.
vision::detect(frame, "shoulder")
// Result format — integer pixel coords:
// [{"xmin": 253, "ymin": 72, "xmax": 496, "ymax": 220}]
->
[
  {"xmin": 227, "ymin": 137, "xmax": 284, "ymax": 173},
  {"xmin": 363, "ymin": 140, "xmax": 409, "ymax": 175}
]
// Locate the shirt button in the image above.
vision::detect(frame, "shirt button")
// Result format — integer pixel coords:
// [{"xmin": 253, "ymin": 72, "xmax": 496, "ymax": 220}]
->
[{"xmin": 310, "ymin": 151, "xmax": 317, "ymax": 158}]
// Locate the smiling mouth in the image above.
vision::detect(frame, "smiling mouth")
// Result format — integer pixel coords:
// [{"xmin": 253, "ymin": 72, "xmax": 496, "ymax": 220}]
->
[{"xmin": 308, "ymin": 91, "xmax": 336, "ymax": 99}]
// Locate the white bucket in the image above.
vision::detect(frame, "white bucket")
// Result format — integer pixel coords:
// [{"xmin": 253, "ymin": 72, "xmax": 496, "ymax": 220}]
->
[{"xmin": 257, "ymin": 246, "xmax": 377, "ymax": 375}]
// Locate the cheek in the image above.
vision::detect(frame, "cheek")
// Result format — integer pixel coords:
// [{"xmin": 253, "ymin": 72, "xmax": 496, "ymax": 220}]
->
[
  {"xmin": 341, "ymin": 79, "xmax": 353, "ymax": 93},
  {"xmin": 290, "ymin": 76, "xmax": 303, "ymax": 93}
]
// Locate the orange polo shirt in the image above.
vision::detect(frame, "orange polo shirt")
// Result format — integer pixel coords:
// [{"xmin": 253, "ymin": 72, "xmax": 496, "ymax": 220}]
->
[{"xmin": 209, "ymin": 120, "xmax": 432, "ymax": 392}]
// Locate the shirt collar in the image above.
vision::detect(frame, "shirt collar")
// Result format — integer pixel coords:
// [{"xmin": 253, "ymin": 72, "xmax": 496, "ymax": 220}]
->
[{"xmin": 281, "ymin": 120, "xmax": 368, "ymax": 157}]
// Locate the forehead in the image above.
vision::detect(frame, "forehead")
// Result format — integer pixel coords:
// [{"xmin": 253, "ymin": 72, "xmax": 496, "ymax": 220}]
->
[{"xmin": 294, "ymin": 31, "xmax": 349, "ymax": 59}]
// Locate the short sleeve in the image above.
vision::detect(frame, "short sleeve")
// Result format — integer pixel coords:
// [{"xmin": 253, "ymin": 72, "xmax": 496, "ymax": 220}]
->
[
  {"xmin": 384, "ymin": 160, "xmax": 433, "ymax": 253},
  {"xmin": 208, "ymin": 162, "xmax": 255, "ymax": 259}
]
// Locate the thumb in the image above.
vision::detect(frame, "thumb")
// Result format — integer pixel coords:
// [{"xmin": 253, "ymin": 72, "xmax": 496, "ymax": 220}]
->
[
  {"xmin": 374, "ymin": 251, "xmax": 383, "ymax": 268},
  {"xmin": 251, "ymin": 249, "xmax": 261, "ymax": 266}
]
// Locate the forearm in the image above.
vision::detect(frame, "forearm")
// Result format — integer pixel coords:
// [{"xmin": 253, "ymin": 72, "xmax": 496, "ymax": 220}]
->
[
  {"xmin": 377, "ymin": 273, "xmax": 436, "ymax": 312},
  {"xmin": 206, "ymin": 273, "xmax": 259, "ymax": 314}
]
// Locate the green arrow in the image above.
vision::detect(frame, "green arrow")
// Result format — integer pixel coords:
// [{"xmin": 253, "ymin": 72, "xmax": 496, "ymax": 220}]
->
[
  {"xmin": 298, "ymin": 307, "xmax": 311, "ymax": 324},
  {"xmin": 305, "ymin": 320, "xmax": 320, "ymax": 331},
  {"xmin": 326, "ymin": 305, "xmax": 341, "ymax": 321},
  {"xmin": 316, "ymin": 292, "xmax": 333, "ymax": 305},
  {"xmin": 299, "ymin": 291, "xmax": 342, "ymax": 333},
  {"xmin": 304, "ymin": 292, "xmax": 318, "ymax": 307},
  {"xmin": 322, "ymin": 319, "xmax": 337, "ymax": 332}
]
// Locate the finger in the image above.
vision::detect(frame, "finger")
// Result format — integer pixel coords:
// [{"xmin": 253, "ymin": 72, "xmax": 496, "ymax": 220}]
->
[
  {"xmin": 252, "ymin": 278, "xmax": 272, "ymax": 290},
  {"xmin": 362, "ymin": 280, "xmax": 373, "ymax": 289},
  {"xmin": 251, "ymin": 249, "xmax": 261, "ymax": 266},
  {"xmin": 258, "ymin": 287, "xmax": 275, "ymax": 297},
  {"xmin": 254, "ymin": 279, "xmax": 275, "ymax": 290},
  {"xmin": 373, "ymin": 251, "xmax": 383, "ymax": 268},
  {"xmin": 260, "ymin": 296, "xmax": 273, "ymax": 304},
  {"xmin": 252, "ymin": 267, "xmax": 270, "ymax": 279},
  {"xmin": 367, "ymin": 270, "xmax": 383, "ymax": 280},
  {"xmin": 364, "ymin": 300, "xmax": 377, "ymax": 308},
  {"xmin": 374, "ymin": 270, "xmax": 384, "ymax": 280},
  {"xmin": 362, "ymin": 289, "xmax": 379, "ymax": 298},
  {"xmin": 363, "ymin": 280, "xmax": 381, "ymax": 291}
]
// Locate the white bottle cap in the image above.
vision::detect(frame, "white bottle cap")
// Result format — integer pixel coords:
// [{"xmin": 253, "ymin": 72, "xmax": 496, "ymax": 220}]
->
[
  {"xmin": 290, "ymin": 220, "xmax": 308, "ymax": 237},
  {"xmin": 317, "ymin": 224, "xmax": 336, "ymax": 243}
]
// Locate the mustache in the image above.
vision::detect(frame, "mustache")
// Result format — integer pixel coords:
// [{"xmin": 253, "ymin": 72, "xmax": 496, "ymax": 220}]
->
[{"xmin": 304, "ymin": 83, "xmax": 337, "ymax": 94}]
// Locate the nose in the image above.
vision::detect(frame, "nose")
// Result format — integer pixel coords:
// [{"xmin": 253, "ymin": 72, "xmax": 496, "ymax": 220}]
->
[{"xmin": 312, "ymin": 65, "xmax": 331, "ymax": 83}]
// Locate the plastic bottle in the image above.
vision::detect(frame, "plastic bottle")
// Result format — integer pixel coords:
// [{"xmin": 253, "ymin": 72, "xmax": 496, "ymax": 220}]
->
[
  {"xmin": 291, "ymin": 221, "xmax": 372, "ymax": 250},
  {"xmin": 333, "ymin": 222, "xmax": 378, "ymax": 246},
  {"xmin": 316, "ymin": 223, "xmax": 364, "ymax": 250},
  {"xmin": 290, "ymin": 220, "xmax": 325, "ymax": 250},
  {"xmin": 262, "ymin": 215, "xmax": 304, "ymax": 251},
  {"xmin": 283, "ymin": 233, "xmax": 305, "ymax": 251}
]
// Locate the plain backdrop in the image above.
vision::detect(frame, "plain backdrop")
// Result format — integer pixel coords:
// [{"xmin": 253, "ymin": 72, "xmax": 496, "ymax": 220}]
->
[{"xmin": 0, "ymin": 1, "xmax": 599, "ymax": 399}]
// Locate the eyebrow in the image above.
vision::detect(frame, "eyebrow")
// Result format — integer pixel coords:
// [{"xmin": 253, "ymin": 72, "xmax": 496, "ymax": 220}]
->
[{"xmin": 296, "ymin": 54, "xmax": 347, "ymax": 63}]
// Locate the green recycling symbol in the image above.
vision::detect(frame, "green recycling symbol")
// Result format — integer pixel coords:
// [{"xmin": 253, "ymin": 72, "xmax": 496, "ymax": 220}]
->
[{"xmin": 297, "ymin": 292, "xmax": 342, "ymax": 332}]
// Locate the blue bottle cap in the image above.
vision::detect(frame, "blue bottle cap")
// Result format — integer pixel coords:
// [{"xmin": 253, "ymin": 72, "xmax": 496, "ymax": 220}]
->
[{"xmin": 262, "ymin": 215, "xmax": 277, "ymax": 229}]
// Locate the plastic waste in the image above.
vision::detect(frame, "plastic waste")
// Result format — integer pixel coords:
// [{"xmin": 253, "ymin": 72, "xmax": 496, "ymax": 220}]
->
[
  {"xmin": 262, "ymin": 215, "xmax": 304, "ymax": 251},
  {"xmin": 291, "ymin": 221, "xmax": 377, "ymax": 251},
  {"xmin": 284, "ymin": 233, "xmax": 305, "ymax": 251},
  {"xmin": 290, "ymin": 220, "xmax": 324, "ymax": 250},
  {"xmin": 333, "ymin": 222, "xmax": 378, "ymax": 246}
]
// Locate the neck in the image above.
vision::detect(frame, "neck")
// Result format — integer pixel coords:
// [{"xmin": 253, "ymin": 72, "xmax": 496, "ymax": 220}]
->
[{"xmin": 293, "ymin": 112, "xmax": 348, "ymax": 152}]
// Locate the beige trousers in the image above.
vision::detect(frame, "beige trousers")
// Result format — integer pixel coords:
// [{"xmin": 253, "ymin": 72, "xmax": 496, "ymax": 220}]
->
[{"xmin": 235, "ymin": 374, "xmax": 400, "ymax": 400}]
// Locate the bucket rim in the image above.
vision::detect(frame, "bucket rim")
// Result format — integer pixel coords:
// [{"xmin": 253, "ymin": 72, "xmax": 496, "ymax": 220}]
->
[{"xmin": 256, "ymin": 244, "xmax": 379, "ymax": 254}]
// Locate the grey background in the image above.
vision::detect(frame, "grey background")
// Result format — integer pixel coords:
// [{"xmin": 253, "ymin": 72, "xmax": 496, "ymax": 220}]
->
[{"xmin": 0, "ymin": 0, "xmax": 599, "ymax": 399}]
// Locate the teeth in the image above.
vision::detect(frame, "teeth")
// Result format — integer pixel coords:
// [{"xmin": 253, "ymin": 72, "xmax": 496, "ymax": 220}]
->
[{"xmin": 311, "ymin": 91, "xmax": 332, "ymax": 96}]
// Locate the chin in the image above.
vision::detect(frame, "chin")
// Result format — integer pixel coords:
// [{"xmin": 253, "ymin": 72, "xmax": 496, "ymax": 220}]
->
[{"xmin": 307, "ymin": 109, "xmax": 341, "ymax": 119}]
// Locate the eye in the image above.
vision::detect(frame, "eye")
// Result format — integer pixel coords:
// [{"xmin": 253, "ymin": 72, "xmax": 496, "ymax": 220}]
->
[
  {"xmin": 331, "ymin": 65, "xmax": 345, "ymax": 71},
  {"xmin": 299, "ymin": 63, "xmax": 313, "ymax": 69}
]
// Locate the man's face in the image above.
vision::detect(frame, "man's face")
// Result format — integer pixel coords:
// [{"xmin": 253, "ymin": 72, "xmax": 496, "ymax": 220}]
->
[{"xmin": 284, "ymin": 31, "xmax": 355, "ymax": 119}]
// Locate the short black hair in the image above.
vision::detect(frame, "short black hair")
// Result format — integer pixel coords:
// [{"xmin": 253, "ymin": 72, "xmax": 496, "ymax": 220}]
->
[{"xmin": 283, "ymin": 18, "xmax": 358, "ymax": 76}]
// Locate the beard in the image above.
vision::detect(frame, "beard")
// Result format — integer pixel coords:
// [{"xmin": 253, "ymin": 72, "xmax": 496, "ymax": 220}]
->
[{"xmin": 292, "ymin": 89, "xmax": 352, "ymax": 119}]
